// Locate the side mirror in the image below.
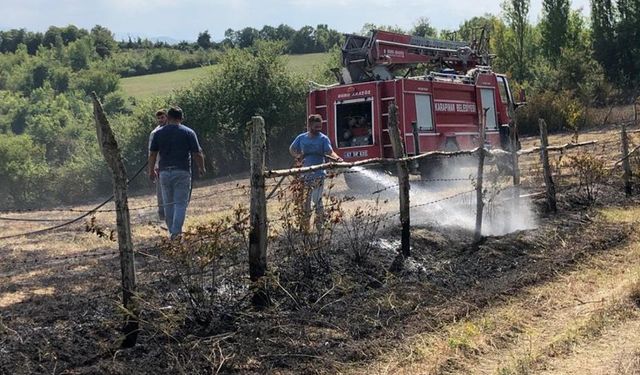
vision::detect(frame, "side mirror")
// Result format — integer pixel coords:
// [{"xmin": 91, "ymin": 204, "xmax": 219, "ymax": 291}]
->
[
  {"xmin": 514, "ymin": 89, "xmax": 527, "ymax": 109},
  {"xmin": 518, "ymin": 89, "xmax": 526, "ymax": 103}
]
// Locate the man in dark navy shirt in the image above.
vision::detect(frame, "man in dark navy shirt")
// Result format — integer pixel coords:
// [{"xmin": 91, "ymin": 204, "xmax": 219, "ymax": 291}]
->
[{"xmin": 148, "ymin": 107, "xmax": 205, "ymax": 239}]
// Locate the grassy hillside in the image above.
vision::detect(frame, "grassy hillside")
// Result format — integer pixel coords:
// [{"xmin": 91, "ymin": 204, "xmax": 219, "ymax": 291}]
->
[{"xmin": 121, "ymin": 52, "xmax": 330, "ymax": 99}]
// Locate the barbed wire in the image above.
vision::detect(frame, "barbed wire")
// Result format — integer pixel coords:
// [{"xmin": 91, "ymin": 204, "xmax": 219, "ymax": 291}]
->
[
  {"xmin": 1, "ymin": 183, "xmax": 249, "ymax": 216},
  {"xmin": 0, "ymin": 216, "xmax": 73, "ymax": 222},
  {"xmin": 0, "ymin": 244, "xmax": 162, "ymax": 279},
  {"xmin": 0, "ymin": 162, "xmax": 151, "ymax": 241}
]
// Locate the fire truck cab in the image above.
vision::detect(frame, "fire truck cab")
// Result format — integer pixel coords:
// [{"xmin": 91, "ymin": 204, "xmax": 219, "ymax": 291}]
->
[{"xmin": 307, "ymin": 30, "xmax": 519, "ymax": 181}]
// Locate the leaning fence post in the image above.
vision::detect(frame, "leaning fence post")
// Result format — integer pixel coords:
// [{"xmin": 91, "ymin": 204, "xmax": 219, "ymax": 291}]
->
[
  {"xmin": 91, "ymin": 92, "xmax": 138, "ymax": 348},
  {"xmin": 474, "ymin": 108, "xmax": 488, "ymax": 243},
  {"xmin": 388, "ymin": 102, "xmax": 411, "ymax": 257},
  {"xmin": 539, "ymin": 119, "xmax": 557, "ymax": 212},
  {"xmin": 249, "ymin": 116, "xmax": 268, "ymax": 306},
  {"xmin": 621, "ymin": 122, "xmax": 633, "ymax": 196}
]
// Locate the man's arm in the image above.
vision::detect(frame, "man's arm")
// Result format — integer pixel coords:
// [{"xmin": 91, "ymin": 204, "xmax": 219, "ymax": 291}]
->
[
  {"xmin": 192, "ymin": 152, "xmax": 206, "ymax": 177},
  {"xmin": 148, "ymin": 151, "xmax": 159, "ymax": 181},
  {"xmin": 289, "ymin": 135, "xmax": 303, "ymax": 159},
  {"xmin": 289, "ymin": 144, "xmax": 302, "ymax": 160},
  {"xmin": 322, "ymin": 136, "xmax": 343, "ymax": 162},
  {"xmin": 326, "ymin": 150, "xmax": 343, "ymax": 162}
]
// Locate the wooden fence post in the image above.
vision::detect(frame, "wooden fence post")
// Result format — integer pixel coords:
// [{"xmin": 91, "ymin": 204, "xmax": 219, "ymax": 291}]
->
[
  {"xmin": 249, "ymin": 116, "xmax": 268, "ymax": 306},
  {"xmin": 539, "ymin": 119, "xmax": 557, "ymax": 212},
  {"xmin": 474, "ymin": 108, "xmax": 488, "ymax": 243},
  {"xmin": 388, "ymin": 103, "xmax": 411, "ymax": 257},
  {"xmin": 91, "ymin": 92, "xmax": 138, "ymax": 348},
  {"xmin": 509, "ymin": 109, "xmax": 521, "ymax": 194},
  {"xmin": 621, "ymin": 122, "xmax": 633, "ymax": 196},
  {"xmin": 411, "ymin": 121, "xmax": 420, "ymax": 173}
]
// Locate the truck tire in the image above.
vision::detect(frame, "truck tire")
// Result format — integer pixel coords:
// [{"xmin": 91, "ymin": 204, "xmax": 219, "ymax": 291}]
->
[{"xmin": 418, "ymin": 158, "xmax": 443, "ymax": 180}]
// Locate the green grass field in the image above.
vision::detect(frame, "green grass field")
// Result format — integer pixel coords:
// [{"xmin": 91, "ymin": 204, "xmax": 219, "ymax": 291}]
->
[{"xmin": 121, "ymin": 52, "xmax": 329, "ymax": 99}]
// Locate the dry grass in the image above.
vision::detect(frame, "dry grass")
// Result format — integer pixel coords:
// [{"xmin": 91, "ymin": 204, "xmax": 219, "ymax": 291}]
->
[{"xmin": 361, "ymin": 206, "xmax": 640, "ymax": 375}]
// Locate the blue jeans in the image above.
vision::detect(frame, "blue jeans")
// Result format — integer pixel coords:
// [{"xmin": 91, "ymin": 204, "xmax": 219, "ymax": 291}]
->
[
  {"xmin": 155, "ymin": 180, "xmax": 164, "ymax": 219},
  {"xmin": 303, "ymin": 176, "xmax": 324, "ymax": 230},
  {"xmin": 159, "ymin": 169, "xmax": 191, "ymax": 238}
]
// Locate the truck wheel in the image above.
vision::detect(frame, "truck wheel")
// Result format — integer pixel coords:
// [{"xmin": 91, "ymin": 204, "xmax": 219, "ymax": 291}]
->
[{"xmin": 418, "ymin": 158, "xmax": 443, "ymax": 180}]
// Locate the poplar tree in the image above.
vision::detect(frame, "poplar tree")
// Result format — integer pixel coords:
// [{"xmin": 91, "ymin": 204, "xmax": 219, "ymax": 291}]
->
[
  {"xmin": 503, "ymin": 0, "xmax": 531, "ymax": 81},
  {"xmin": 590, "ymin": 0, "xmax": 617, "ymax": 81},
  {"xmin": 540, "ymin": 0, "xmax": 570, "ymax": 64}
]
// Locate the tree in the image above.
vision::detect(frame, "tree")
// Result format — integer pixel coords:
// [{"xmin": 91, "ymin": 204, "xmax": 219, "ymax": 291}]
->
[
  {"xmin": 276, "ymin": 24, "xmax": 296, "ymax": 41},
  {"xmin": 60, "ymin": 25, "xmax": 87, "ymax": 44},
  {"xmin": 0, "ymin": 134, "xmax": 49, "ymax": 206},
  {"xmin": 223, "ymin": 28, "xmax": 238, "ymax": 47},
  {"xmin": 90, "ymin": 25, "xmax": 117, "ymax": 58},
  {"xmin": 289, "ymin": 26, "xmax": 315, "ymax": 53},
  {"xmin": 458, "ymin": 15, "xmax": 500, "ymax": 42},
  {"xmin": 260, "ymin": 25, "xmax": 279, "ymax": 41},
  {"xmin": 67, "ymin": 37, "xmax": 94, "ymax": 71},
  {"xmin": 615, "ymin": 0, "xmax": 640, "ymax": 86},
  {"xmin": 411, "ymin": 17, "xmax": 437, "ymax": 38},
  {"xmin": 43, "ymin": 26, "xmax": 62, "ymax": 48},
  {"xmin": 591, "ymin": 0, "xmax": 617, "ymax": 81},
  {"xmin": 197, "ymin": 30, "xmax": 213, "ymax": 49},
  {"xmin": 359, "ymin": 23, "xmax": 405, "ymax": 35},
  {"xmin": 540, "ymin": 0, "xmax": 570, "ymax": 64},
  {"xmin": 502, "ymin": 0, "xmax": 531, "ymax": 81},
  {"xmin": 314, "ymin": 24, "xmax": 342, "ymax": 52},
  {"xmin": 237, "ymin": 27, "xmax": 259, "ymax": 48},
  {"xmin": 24, "ymin": 32, "xmax": 43, "ymax": 55}
]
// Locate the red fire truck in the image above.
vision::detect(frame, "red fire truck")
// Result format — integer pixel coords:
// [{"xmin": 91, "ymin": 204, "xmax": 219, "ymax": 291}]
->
[{"xmin": 307, "ymin": 30, "xmax": 521, "ymax": 183}]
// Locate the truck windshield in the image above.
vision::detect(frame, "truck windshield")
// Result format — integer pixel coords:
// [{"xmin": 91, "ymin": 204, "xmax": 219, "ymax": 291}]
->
[{"xmin": 497, "ymin": 76, "xmax": 511, "ymax": 106}]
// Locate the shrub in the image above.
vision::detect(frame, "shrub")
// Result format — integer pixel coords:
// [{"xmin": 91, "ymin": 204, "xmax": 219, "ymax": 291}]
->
[
  {"xmin": 516, "ymin": 91, "xmax": 587, "ymax": 135},
  {"xmin": 0, "ymin": 134, "xmax": 49, "ymax": 207},
  {"xmin": 566, "ymin": 151, "xmax": 607, "ymax": 203}
]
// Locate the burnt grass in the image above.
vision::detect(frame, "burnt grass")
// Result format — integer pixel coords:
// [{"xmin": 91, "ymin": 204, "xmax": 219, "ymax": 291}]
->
[{"xmin": 0, "ymin": 185, "xmax": 637, "ymax": 374}]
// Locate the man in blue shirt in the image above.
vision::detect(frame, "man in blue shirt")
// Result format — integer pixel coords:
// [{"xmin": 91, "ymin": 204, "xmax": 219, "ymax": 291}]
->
[
  {"xmin": 148, "ymin": 107, "xmax": 205, "ymax": 239},
  {"xmin": 289, "ymin": 114, "xmax": 342, "ymax": 231}
]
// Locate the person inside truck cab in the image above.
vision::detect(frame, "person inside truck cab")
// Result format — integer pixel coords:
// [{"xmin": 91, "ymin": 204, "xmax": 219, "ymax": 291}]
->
[{"xmin": 349, "ymin": 116, "xmax": 372, "ymax": 146}]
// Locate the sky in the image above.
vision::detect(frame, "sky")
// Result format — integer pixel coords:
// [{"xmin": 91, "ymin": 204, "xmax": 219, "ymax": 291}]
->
[{"xmin": 1, "ymin": 0, "xmax": 591, "ymax": 42}]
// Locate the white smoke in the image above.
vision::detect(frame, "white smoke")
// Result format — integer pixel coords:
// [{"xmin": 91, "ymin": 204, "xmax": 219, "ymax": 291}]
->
[{"xmin": 348, "ymin": 163, "xmax": 537, "ymax": 236}]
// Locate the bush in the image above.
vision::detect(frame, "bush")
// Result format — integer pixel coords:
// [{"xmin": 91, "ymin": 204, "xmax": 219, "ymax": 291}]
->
[
  {"xmin": 516, "ymin": 91, "xmax": 587, "ymax": 135},
  {"xmin": 70, "ymin": 67, "xmax": 119, "ymax": 98},
  {"xmin": 0, "ymin": 134, "xmax": 49, "ymax": 207},
  {"xmin": 567, "ymin": 152, "xmax": 607, "ymax": 203},
  {"xmin": 50, "ymin": 146, "xmax": 112, "ymax": 204}
]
